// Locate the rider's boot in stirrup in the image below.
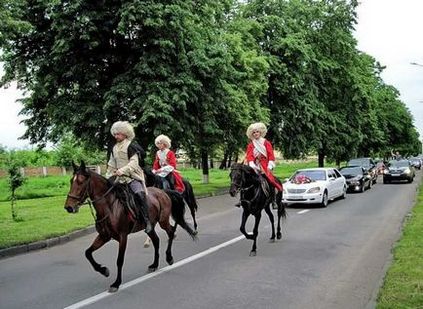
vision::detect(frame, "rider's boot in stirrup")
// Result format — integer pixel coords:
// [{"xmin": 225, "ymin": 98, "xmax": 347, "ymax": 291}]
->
[{"xmin": 136, "ymin": 192, "xmax": 153, "ymax": 233}]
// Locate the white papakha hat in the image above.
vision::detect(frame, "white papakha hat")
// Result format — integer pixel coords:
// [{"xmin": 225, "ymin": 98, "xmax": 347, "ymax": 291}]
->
[
  {"xmin": 110, "ymin": 121, "xmax": 135, "ymax": 141},
  {"xmin": 246, "ymin": 122, "xmax": 267, "ymax": 139},
  {"xmin": 155, "ymin": 134, "xmax": 171, "ymax": 148}
]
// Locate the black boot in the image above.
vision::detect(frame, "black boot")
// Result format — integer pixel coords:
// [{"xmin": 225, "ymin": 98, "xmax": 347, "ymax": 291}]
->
[{"xmin": 135, "ymin": 192, "xmax": 153, "ymax": 233}]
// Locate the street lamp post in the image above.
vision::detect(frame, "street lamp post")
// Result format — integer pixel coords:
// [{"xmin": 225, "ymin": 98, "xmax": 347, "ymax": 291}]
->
[{"xmin": 410, "ymin": 62, "xmax": 423, "ymax": 67}]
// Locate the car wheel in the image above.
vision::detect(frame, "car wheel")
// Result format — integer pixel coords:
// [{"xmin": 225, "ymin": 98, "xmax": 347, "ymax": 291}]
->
[
  {"xmin": 383, "ymin": 179, "xmax": 389, "ymax": 184},
  {"xmin": 340, "ymin": 186, "xmax": 347, "ymax": 199},
  {"xmin": 408, "ymin": 177, "xmax": 413, "ymax": 183},
  {"xmin": 320, "ymin": 191, "xmax": 328, "ymax": 207},
  {"xmin": 360, "ymin": 184, "xmax": 365, "ymax": 193}
]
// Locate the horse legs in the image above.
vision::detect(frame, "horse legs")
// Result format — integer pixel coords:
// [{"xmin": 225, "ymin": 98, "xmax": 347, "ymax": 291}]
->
[
  {"xmin": 146, "ymin": 229, "xmax": 160, "ymax": 271},
  {"xmin": 109, "ymin": 234, "xmax": 128, "ymax": 293},
  {"xmin": 264, "ymin": 204, "xmax": 276, "ymax": 242},
  {"xmin": 160, "ymin": 221, "xmax": 175, "ymax": 265},
  {"xmin": 249, "ymin": 213, "xmax": 262, "ymax": 257},
  {"xmin": 85, "ymin": 234, "xmax": 111, "ymax": 278},
  {"xmin": 240, "ymin": 211, "xmax": 253, "ymax": 240},
  {"xmin": 276, "ymin": 191, "xmax": 285, "ymax": 240}
]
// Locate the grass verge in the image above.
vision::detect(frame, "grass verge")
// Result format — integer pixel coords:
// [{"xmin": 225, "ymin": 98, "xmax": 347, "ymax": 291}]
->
[{"xmin": 376, "ymin": 181, "xmax": 423, "ymax": 308}]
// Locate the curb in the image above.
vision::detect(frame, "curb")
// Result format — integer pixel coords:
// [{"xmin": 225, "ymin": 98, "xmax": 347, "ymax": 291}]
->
[
  {"xmin": 0, "ymin": 226, "xmax": 96, "ymax": 259},
  {"xmin": 0, "ymin": 189, "xmax": 230, "ymax": 260}
]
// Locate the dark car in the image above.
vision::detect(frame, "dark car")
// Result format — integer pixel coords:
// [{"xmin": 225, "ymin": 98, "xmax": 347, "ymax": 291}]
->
[
  {"xmin": 339, "ymin": 166, "xmax": 372, "ymax": 192},
  {"xmin": 383, "ymin": 160, "xmax": 415, "ymax": 183},
  {"xmin": 409, "ymin": 157, "xmax": 422, "ymax": 170},
  {"xmin": 347, "ymin": 157, "xmax": 377, "ymax": 184}
]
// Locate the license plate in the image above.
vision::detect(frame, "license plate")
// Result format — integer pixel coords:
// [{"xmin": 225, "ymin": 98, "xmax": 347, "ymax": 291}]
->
[
  {"xmin": 290, "ymin": 196, "xmax": 304, "ymax": 200},
  {"xmin": 391, "ymin": 174, "xmax": 401, "ymax": 177}
]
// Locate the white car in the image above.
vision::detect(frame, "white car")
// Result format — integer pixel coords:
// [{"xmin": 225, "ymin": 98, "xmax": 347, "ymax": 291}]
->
[{"xmin": 282, "ymin": 168, "xmax": 347, "ymax": 207}]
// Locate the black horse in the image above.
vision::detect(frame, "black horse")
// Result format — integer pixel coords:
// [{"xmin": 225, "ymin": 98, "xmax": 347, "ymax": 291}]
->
[
  {"xmin": 229, "ymin": 163, "xmax": 286, "ymax": 256},
  {"xmin": 143, "ymin": 166, "xmax": 199, "ymax": 231}
]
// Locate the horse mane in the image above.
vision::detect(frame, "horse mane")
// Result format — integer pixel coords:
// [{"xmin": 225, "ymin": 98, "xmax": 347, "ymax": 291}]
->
[
  {"xmin": 232, "ymin": 163, "xmax": 260, "ymax": 183},
  {"xmin": 83, "ymin": 169, "xmax": 133, "ymax": 208}
]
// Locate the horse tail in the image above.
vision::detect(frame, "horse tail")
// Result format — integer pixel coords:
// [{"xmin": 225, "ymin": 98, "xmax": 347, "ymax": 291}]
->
[
  {"xmin": 165, "ymin": 190, "xmax": 197, "ymax": 240},
  {"xmin": 183, "ymin": 179, "xmax": 198, "ymax": 211}
]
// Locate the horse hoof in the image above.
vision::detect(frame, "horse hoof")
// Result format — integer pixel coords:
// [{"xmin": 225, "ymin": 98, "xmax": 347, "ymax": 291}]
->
[
  {"xmin": 143, "ymin": 243, "xmax": 150, "ymax": 248},
  {"xmin": 108, "ymin": 286, "xmax": 118, "ymax": 293},
  {"xmin": 249, "ymin": 251, "xmax": 257, "ymax": 257},
  {"xmin": 101, "ymin": 267, "xmax": 110, "ymax": 277},
  {"xmin": 192, "ymin": 230, "xmax": 198, "ymax": 236},
  {"xmin": 269, "ymin": 238, "xmax": 276, "ymax": 243},
  {"xmin": 167, "ymin": 258, "xmax": 174, "ymax": 265},
  {"xmin": 277, "ymin": 234, "xmax": 282, "ymax": 240},
  {"xmin": 148, "ymin": 266, "xmax": 158, "ymax": 272}
]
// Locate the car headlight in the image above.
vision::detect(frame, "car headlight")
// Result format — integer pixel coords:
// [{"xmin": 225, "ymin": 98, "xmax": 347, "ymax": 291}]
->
[
  {"xmin": 383, "ymin": 169, "xmax": 389, "ymax": 174},
  {"xmin": 404, "ymin": 168, "xmax": 411, "ymax": 174},
  {"xmin": 307, "ymin": 187, "xmax": 321, "ymax": 193}
]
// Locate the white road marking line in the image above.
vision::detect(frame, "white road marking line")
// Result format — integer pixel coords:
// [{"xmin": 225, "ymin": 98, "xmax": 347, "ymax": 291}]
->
[
  {"xmin": 297, "ymin": 209, "xmax": 310, "ymax": 214},
  {"xmin": 64, "ymin": 235, "xmax": 245, "ymax": 309}
]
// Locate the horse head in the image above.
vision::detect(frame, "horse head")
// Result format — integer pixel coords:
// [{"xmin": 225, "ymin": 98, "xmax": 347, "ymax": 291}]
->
[
  {"xmin": 229, "ymin": 163, "xmax": 257, "ymax": 197},
  {"xmin": 64, "ymin": 160, "xmax": 91, "ymax": 213}
]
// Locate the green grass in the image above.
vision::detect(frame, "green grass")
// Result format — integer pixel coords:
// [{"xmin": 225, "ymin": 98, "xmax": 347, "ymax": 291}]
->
[
  {"xmin": 376, "ymin": 181, "xmax": 423, "ymax": 308},
  {"xmin": 0, "ymin": 175, "xmax": 71, "ymax": 202},
  {"xmin": 0, "ymin": 196, "xmax": 93, "ymax": 249},
  {"xmin": 0, "ymin": 162, "xmax": 319, "ymax": 249}
]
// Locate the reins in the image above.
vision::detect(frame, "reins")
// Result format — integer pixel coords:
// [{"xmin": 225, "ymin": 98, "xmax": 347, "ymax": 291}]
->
[
  {"xmin": 231, "ymin": 166, "xmax": 264, "ymax": 207},
  {"xmin": 67, "ymin": 172, "xmax": 116, "ymax": 224}
]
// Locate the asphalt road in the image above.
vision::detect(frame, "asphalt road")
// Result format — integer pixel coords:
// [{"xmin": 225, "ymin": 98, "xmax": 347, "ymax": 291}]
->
[{"xmin": 0, "ymin": 171, "xmax": 421, "ymax": 309}]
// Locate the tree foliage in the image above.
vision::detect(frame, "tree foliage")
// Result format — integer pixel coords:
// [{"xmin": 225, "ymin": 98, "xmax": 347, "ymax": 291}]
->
[{"xmin": 0, "ymin": 0, "xmax": 421, "ymax": 170}]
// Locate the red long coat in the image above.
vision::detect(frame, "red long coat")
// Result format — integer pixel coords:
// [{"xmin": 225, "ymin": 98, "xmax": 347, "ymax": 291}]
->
[
  {"xmin": 153, "ymin": 150, "xmax": 185, "ymax": 193},
  {"xmin": 246, "ymin": 140, "xmax": 282, "ymax": 191}
]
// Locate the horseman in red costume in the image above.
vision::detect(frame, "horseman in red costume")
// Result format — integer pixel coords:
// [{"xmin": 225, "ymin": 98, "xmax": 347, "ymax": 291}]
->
[
  {"xmin": 152, "ymin": 134, "xmax": 185, "ymax": 193},
  {"xmin": 234, "ymin": 122, "xmax": 282, "ymax": 208}
]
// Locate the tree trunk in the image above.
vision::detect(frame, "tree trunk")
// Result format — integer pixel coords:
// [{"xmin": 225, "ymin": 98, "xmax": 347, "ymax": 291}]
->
[
  {"xmin": 219, "ymin": 151, "xmax": 228, "ymax": 169},
  {"xmin": 201, "ymin": 150, "xmax": 209, "ymax": 184},
  {"xmin": 318, "ymin": 149, "xmax": 325, "ymax": 167}
]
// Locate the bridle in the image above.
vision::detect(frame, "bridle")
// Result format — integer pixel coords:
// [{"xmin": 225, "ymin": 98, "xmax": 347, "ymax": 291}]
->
[
  {"xmin": 230, "ymin": 166, "xmax": 260, "ymax": 206},
  {"xmin": 67, "ymin": 171, "xmax": 116, "ymax": 223}
]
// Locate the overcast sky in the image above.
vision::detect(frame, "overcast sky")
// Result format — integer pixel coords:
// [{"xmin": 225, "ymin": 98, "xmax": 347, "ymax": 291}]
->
[{"xmin": 1, "ymin": 0, "xmax": 423, "ymax": 149}]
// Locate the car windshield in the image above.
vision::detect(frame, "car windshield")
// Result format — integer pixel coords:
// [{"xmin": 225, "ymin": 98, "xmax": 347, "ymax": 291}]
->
[
  {"xmin": 388, "ymin": 160, "xmax": 409, "ymax": 168},
  {"xmin": 340, "ymin": 167, "xmax": 363, "ymax": 175},
  {"xmin": 348, "ymin": 159, "xmax": 370, "ymax": 167},
  {"xmin": 291, "ymin": 170, "xmax": 326, "ymax": 181}
]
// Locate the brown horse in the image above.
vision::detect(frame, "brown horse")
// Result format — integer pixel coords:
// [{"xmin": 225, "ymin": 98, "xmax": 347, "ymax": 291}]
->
[{"xmin": 64, "ymin": 161, "xmax": 196, "ymax": 292}]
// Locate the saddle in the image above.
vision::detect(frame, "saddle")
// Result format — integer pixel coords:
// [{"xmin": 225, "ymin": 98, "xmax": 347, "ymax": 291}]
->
[{"xmin": 111, "ymin": 182, "xmax": 139, "ymax": 222}]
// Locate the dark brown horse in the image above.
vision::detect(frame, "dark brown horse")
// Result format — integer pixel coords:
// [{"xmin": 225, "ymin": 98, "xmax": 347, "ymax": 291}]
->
[
  {"xmin": 229, "ymin": 163, "xmax": 286, "ymax": 256},
  {"xmin": 64, "ymin": 161, "xmax": 196, "ymax": 292}
]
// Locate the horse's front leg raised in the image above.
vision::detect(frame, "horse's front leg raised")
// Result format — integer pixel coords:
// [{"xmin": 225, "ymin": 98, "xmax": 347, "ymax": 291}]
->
[
  {"xmin": 240, "ymin": 210, "xmax": 253, "ymax": 240},
  {"xmin": 249, "ymin": 212, "xmax": 262, "ymax": 256},
  {"xmin": 264, "ymin": 203, "xmax": 276, "ymax": 242},
  {"xmin": 109, "ymin": 234, "xmax": 128, "ymax": 293},
  {"xmin": 85, "ymin": 234, "xmax": 111, "ymax": 278}
]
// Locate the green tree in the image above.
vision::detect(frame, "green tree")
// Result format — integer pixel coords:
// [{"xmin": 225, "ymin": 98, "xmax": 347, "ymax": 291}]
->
[{"xmin": 7, "ymin": 156, "xmax": 26, "ymax": 221}]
